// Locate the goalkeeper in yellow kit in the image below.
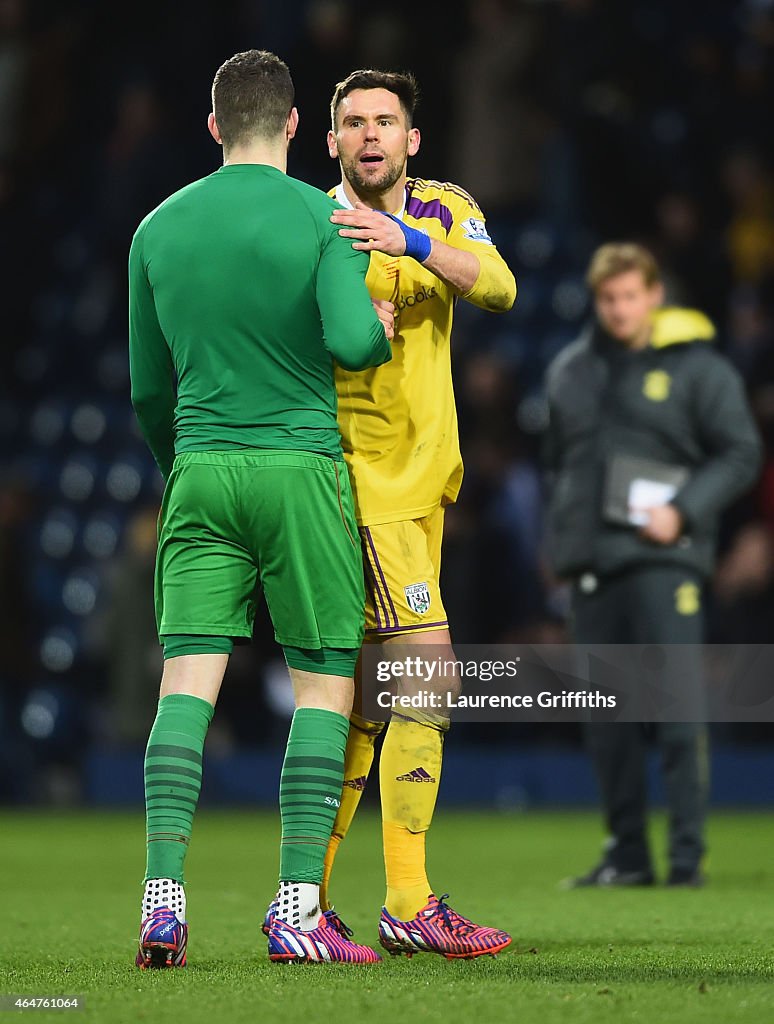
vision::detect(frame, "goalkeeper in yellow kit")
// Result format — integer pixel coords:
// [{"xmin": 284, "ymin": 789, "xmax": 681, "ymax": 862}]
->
[{"xmin": 323, "ymin": 70, "xmax": 516, "ymax": 958}]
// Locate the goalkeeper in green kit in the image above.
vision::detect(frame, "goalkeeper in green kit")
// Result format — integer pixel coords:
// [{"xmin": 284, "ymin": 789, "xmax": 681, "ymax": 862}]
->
[{"xmin": 129, "ymin": 50, "xmax": 392, "ymax": 967}]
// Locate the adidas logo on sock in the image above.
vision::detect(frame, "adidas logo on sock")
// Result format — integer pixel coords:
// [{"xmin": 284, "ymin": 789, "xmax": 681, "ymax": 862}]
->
[
  {"xmin": 343, "ymin": 776, "xmax": 367, "ymax": 791},
  {"xmin": 396, "ymin": 766, "xmax": 436, "ymax": 783}
]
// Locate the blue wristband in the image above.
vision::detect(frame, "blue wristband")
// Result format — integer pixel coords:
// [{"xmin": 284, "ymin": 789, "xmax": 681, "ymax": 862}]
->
[{"xmin": 378, "ymin": 211, "xmax": 432, "ymax": 263}]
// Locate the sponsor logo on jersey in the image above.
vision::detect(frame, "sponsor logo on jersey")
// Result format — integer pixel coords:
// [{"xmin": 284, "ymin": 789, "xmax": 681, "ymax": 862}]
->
[
  {"xmin": 396, "ymin": 766, "xmax": 436, "ymax": 783},
  {"xmin": 404, "ymin": 582, "xmax": 431, "ymax": 614},
  {"xmin": 460, "ymin": 217, "xmax": 492, "ymax": 244},
  {"xmin": 675, "ymin": 581, "xmax": 700, "ymax": 616},
  {"xmin": 343, "ymin": 776, "xmax": 367, "ymax": 792},
  {"xmin": 324, "ymin": 796, "xmax": 341, "ymax": 808},
  {"xmin": 643, "ymin": 370, "xmax": 671, "ymax": 401},
  {"xmin": 394, "ymin": 285, "xmax": 438, "ymax": 318}
]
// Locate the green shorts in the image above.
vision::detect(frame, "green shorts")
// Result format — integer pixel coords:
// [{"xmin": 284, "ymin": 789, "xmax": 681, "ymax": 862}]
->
[{"xmin": 155, "ymin": 450, "xmax": 365, "ymax": 649}]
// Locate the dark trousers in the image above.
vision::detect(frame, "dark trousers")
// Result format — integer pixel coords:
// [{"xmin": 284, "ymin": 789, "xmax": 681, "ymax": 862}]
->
[{"xmin": 572, "ymin": 565, "xmax": 709, "ymax": 873}]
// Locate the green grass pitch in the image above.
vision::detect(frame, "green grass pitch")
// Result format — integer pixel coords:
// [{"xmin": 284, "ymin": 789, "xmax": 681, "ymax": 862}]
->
[{"xmin": 2, "ymin": 809, "xmax": 773, "ymax": 1023}]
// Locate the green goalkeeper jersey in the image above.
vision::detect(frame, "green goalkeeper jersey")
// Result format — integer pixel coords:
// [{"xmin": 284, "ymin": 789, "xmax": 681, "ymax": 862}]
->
[{"xmin": 129, "ymin": 163, "xmax": 390, "ymax": 479}]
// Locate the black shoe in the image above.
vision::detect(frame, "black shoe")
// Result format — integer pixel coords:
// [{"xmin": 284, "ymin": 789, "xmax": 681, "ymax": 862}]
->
[
  {"xmin": 666, "ymin": 867, "xmax": 704, "ymax": 887},
  {"xmin": 562, "ymin": 862, "xmax": 655, "ymax": 889}
]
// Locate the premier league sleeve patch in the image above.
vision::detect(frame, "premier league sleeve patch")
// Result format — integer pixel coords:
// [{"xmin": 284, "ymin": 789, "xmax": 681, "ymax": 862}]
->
[
  {"xmin": 404, "ymin": 582, "xmax": 431, "ymax": 614},
  {"xmin": 460, "ymin": 217, "xmax": 493, "ymax": 244}
]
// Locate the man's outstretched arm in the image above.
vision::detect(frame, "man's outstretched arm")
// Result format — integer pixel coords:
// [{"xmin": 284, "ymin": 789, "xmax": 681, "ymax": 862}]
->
[{"xmin": 331, "ymin": 198, "xmax": 516, "ymax": 313}]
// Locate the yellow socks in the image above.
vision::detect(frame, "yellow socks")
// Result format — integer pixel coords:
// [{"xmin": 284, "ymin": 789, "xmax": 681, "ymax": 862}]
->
[
  {"xmin": 320, "ymin": 709, "xmax": 449, "ymax": 922},
  {"xmin": 379, "ymin": 714, "xmax": 446, "ymax": 920},
  {"xmin": 382, "ymin": 823, "xmax": 432, "ymax": 920},
  {"xmin": 319, "ymin": 713, "xmax": 384, "ymax": 911}
]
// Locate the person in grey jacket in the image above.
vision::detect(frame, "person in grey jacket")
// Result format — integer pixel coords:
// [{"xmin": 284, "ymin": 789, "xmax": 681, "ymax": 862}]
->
[{"xmin": 544, "ymin": 242, "xmax": 762, "ymax": 887}]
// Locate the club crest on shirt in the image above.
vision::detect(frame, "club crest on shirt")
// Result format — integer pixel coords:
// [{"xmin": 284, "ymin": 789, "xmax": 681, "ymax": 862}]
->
[
  {"xmin": 404, "ymin": 582, "xmax": 431, "ymax": 614},
  {"xmin": 675, "ymin": 581, "xmax": 700, "ymax": 616},
  {"xmin": 643, "ymin": 370, "xmax": 671, "ymax": 401},
  {"xmin": 460, "ymin": 217, "xmax": 493, "ymax": 244}
]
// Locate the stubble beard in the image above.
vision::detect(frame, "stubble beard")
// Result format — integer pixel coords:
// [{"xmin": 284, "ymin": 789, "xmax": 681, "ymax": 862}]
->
[{"xmin": 341, "ymin": 148, "xmax": 407, "ymax": 198}]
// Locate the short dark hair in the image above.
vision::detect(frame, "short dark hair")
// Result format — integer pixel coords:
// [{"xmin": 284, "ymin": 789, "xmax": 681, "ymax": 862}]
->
[
  {"xmin": 212, "ymin": 50, "xmax": 294, "ymax": 150},
  {"xmin": 330, "ymin": 69, "xmax": 418, "ymax": 129}
]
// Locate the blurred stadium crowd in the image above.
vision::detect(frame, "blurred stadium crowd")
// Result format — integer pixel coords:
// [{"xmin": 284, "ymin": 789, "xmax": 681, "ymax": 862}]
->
[{"xmin": 2, "ymin": 0, "xmax": 774, "ymax": 800}]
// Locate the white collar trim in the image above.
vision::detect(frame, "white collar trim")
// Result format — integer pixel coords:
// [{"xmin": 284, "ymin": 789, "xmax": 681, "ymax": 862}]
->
[{"xmin": 334, "ymin": 182, "xmax": 406, "ymax": 219}]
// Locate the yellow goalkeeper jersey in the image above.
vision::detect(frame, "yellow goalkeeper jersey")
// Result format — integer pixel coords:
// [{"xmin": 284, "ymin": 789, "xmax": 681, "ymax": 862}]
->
[{"xmin": 331, "ymin": 177, "xmax": 516, "ymax": 526}]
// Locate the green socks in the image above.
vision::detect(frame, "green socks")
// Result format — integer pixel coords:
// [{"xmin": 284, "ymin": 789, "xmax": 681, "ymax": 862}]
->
[
  {"xmin": 144, "ymin": 699, "xmax": 349, "ymax": 890},
  {"xmin": 279, "ymin": 708, "xmax": 349, "ymax": 883},
  {"xmin": 144, "ymin": 693, "xmax": 214, "ymax": 884}
]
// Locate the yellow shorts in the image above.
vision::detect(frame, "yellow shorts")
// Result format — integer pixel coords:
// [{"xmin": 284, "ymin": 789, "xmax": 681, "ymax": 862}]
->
[{"xmin": 359, "ymin": 508, "xmax": 449, "ymax": 637}]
